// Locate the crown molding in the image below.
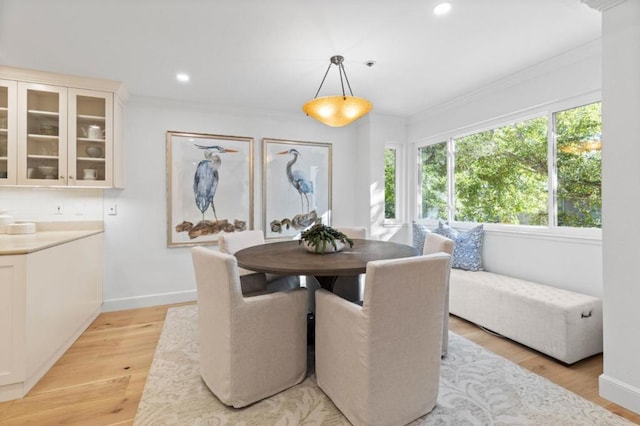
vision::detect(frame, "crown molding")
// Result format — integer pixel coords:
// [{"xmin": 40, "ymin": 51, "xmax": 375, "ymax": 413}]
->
[
  {"xmin": 581, "ymin": 0, "xmax": 627, "ymax": 11},
  {"xmin": 409, "ymin": 39, "xmax": 601, "ymax": 124}
]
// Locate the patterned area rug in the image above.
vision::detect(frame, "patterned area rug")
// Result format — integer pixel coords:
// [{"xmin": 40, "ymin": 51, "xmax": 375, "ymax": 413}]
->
[{"xmin": 134, "ymin": 305, "xmax": 632, "ymax": 425}]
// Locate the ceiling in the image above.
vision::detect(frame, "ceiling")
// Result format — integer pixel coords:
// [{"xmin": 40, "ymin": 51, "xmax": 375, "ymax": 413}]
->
[{"xmin": 0, "ymin": 0, "xmax": 601, "ymax": 119}]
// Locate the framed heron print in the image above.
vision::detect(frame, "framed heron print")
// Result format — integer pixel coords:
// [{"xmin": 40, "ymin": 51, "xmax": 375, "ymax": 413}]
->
[
  {"xmin": 167, "ymin": 131, "xmax": 253, "ymax": 247},
  {"xmin": 263, "ymin": 138, "xmax": 332, "ymax": 239}
]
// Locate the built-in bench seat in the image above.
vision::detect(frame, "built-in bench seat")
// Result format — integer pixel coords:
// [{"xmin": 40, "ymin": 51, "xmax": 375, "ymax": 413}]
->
[{"xmin": 449, "ymin": 269, "xmax": 603, "ymax": 364}]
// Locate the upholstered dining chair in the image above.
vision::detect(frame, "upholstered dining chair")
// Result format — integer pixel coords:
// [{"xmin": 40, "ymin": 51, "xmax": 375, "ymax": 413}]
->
[
  {"xmin": 191, "ymin": 246, "xmax": 308, "ymax": 408},
  {"xmin": 423, "ymin": 232, "xmax": 455, "ymax": 356},
  {"xmin": 315, "ymin": 253, "xmax": 451, "ymax": 426},
  {"xmin": 219, "ymin": 230, "xmax": 300, "ymax": 295},
  {"xmin": 306, "ymin": 226, "xmax": 367, "ymax": 311}
]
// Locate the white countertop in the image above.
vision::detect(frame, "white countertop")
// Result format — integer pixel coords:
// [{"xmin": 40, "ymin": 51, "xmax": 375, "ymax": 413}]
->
[{"xmin": 0, "ymin": 222, "xmax": 104, "ymax": 255}]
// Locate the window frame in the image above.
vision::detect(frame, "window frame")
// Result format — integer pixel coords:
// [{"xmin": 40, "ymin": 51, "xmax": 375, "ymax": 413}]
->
[
  {"xmin": 384, "ymin": 143, "xmax": 405, "ymax": 226},
  {"xmin": 412, "ymin": 91, "xmax": 602, "ymax": 240}
]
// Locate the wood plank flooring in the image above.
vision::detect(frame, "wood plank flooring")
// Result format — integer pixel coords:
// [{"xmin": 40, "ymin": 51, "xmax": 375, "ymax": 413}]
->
[{"xmin": 0, "ymin": 303, "xmax": 638, "ymax": 425}]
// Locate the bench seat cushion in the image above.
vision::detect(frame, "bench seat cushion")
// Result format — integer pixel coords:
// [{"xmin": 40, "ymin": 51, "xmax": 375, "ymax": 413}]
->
[{"xmin": 449, "ymin": 269, "xmax": 603, "ymax": 364}]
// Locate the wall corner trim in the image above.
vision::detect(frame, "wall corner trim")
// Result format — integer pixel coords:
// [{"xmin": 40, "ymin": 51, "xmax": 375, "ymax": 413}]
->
[
  {"xmin": 101, "ymin": 290, "xmax": 197, "ymax": 312},
  {"xmin": 599, "ymin": 373, "xmax": 640, "ymax": 415},
  {"xmin": 582, "ymin": 0, "xmax": 627, "ymax": 12}
]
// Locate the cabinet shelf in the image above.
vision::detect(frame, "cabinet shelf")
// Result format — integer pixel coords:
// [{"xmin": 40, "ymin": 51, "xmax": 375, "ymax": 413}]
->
[
  {"xmin": 27, "ymin": 134, "xmax": 58, "ymax": 140},
  {"xmin": 0, "ymin": 129, "xmax": 7, "ymax": 134},
  {"xmin": 27, "ymin": 154, "xmax": 58, "ymax": 160},
  {"xmin": 27, "ymin": 109, "xmax": 59, "ymax": 117},
  {"xmin": 77, "ymin": 157, "xmax": 105, "ymax": 163},
  {"xmin": 0, "ymin": 107, "xmax": 7, "ymax": 112},
  {"xmin": 77, "ymin": 137, "xmax": 105, "ymax": 143},
  {"xmin": 77, "ymin": 114, "xmax": 105, "ymax": 121}
]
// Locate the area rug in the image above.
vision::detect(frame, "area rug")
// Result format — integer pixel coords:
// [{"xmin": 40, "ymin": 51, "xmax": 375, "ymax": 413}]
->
[{"xmin": 134, "ymin": 305, "xmax": 632, "ymax": 425}]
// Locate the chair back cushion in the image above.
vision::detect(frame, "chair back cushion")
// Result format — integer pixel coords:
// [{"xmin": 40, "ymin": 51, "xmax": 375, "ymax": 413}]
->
[
  {"xmin": 423, "ymin": 232, "xmax": 455, "ymax": 255},
  {"xmin": 360, "ymin": 253, "xmax": 450, "ymax": 422},
  {"xmin": 218, "ymin": 230, "xmax": 265, "ymax": 255},
  {"xmin": 334, "ymin": 226, "xmax": 367, "ymax": 239}
]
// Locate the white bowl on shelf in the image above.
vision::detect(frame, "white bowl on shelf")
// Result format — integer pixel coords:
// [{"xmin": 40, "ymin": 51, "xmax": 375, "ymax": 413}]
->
[
  {"xmin": 85, "ymin": 146, "xmax": 103, "ymax": 158},
  {"xmin": 37, "ymin": 166, "xmax": 57, "ymax": 178}
]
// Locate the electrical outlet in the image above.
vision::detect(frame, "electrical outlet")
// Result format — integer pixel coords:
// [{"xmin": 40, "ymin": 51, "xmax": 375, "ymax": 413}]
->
[
  {"xmin": 107, "ymin": 203, "xmax": 117, "ymax": 216},
  {"xmin": 75, "ymin": 203, "xmax": 84, "ymax": 215},
  {"xmin": 55, "ymin": 203, "xmax": 64, "ymax": 215}
]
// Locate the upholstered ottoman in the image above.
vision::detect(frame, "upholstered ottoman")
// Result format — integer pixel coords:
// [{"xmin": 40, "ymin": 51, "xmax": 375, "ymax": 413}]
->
[{"xmin": 449, "ymin": 269, "xmax": 603, "ymax": 364}]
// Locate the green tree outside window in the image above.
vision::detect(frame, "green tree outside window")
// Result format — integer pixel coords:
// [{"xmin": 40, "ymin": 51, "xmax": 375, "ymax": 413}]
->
[
  {"xmin": 454, "ymin": 117, "xmax": 549, "ymax": 225},
  {"xmin": 384, "ymin": 148, "xmax": 396, "ymax": 219},
  {"xmin": 419, "ymin": 142, "xmax": 448, "ymax": 220}
]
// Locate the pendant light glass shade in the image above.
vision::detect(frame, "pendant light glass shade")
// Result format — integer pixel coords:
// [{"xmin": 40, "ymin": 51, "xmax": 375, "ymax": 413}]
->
[
  {"xmin": 303, "ymin": 55, "xmax": 372, "ymax": 127},
  {"xmin": 303, "ymin": 95, "xmax": 372, "ymax": 127}
]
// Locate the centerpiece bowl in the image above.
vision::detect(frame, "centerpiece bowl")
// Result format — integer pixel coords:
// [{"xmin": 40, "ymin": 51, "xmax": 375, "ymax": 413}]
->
[{"xmin": 299, "ymin": 223, "xmax": 354, "ymax": 254}]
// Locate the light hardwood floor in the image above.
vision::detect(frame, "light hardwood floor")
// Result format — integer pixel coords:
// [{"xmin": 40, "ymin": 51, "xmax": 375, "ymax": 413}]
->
[{"xmin": 0, "ymin": 303, "xmax": 638, "ymax": 425}]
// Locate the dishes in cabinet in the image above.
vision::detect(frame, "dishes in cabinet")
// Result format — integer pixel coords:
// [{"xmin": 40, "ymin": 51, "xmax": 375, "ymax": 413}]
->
[
  {"xmin": 85, "ymin": 146, "xmax": 103, "ymax": 158},
  {"xmin": 39, "ymin": 123, "xmax": 58, "ymax": 136},
  {"xmin": 80, "ymin": 125, "xmax": 104, "ymax": 139},
  {"xmin": 37, "ymin": 165, "xmax": 57, "ymax": 179}
]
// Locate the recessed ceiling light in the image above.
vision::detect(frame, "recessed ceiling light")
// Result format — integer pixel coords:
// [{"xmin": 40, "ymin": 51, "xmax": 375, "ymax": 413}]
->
[
  {"xmin": 433, "ymin": 2, "xmax": 452, "ymax": 16},
  {"xmin": 176, "ymin": 72, "xmax": 190, "ymax": 83}
]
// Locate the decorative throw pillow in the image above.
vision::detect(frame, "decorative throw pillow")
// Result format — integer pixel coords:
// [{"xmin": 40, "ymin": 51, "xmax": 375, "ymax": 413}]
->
[
  {"xmin": 412, "ymin": 222, "xmax": 429, "ymax": 255},
  {"xmin": 432, "ymin": 221, "xmax": 484, "ymax": 271}
]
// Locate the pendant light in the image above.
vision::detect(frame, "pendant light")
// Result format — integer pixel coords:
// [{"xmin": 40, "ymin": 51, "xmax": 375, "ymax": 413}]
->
[{"xmin": 302, "ymin": 55, "xmax": 372, "ymax": 127}]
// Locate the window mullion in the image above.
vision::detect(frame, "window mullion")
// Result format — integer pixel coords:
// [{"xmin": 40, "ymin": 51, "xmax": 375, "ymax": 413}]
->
[
  {"xmin": 548, "ymin": 111, "xmax": 558, "ymax": 227},
  {"xmin": 447, "ymin": 136, "xmax": 455, "ymax": 223}
]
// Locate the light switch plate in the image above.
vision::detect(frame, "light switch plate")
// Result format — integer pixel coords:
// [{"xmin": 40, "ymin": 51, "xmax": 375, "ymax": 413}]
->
[{"xmin": 107, "ymin": 203, "xmax": 117, "ymax": 215}]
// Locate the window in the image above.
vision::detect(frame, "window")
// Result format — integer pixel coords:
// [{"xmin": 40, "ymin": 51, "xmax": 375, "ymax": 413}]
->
[
  {"xmin": 416, "ymin": 101, "xmax": 602, "ymax": 230},
  {"xmin": 454, "ymin": 117, "xmax": 548, "ymax": 225},
  {"xmin": 384, "ymin": 146, "xmax": 398, "ymax": 220},
  {"xmin": 555, "ymin": 103, "xmax": 602, "ymax": 228},
  {"xmin": 418, "ymin": 142, "xmax": 448, "ymax": 220},
  {"xmin": 384, "ymin": 144, "xmax": 404, "ymax": 223}
]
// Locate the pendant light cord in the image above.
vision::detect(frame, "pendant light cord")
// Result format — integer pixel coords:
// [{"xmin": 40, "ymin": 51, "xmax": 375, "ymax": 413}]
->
[
  {"xmin": 312, "ymin": 60, "xmax": 355, "ymax": 99},
  {"xmin": 313, "ymin": 63, "xmax": 333, "ymax": 99}
]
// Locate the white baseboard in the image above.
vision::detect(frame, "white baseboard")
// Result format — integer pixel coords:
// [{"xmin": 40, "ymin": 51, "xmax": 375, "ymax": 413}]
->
[
  {"xmin": 102, "ymin": 290, "xmax": 197, "ymax": 312},
  {"xmin": 599, "ymin": 374, "xmax": 640, "ymax": 415}
]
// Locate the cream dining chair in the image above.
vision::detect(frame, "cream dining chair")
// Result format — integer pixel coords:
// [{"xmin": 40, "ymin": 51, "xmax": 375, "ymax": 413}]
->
[
  {"xmin": 191, "ymin": 246, "xmax": 308, "ymax": 408},
  {"xmin": 423, "ymin": 232, "xmax": 455, "ymax": 356},
  {"xmin": 315, "ymin": 253, "xmax": 451, "ymax": 426},
  {"xmin": 219, "ymin": 230, "xmax": 300, "ymax": 295}
]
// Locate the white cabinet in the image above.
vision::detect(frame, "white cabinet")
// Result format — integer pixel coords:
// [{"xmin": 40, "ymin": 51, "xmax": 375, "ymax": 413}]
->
[
  {"xmin": 0, "ymin": 66, "xmax": 126, "ymax": 188},
  {"xmin": 0, "ymin": 80, "xmax": 17, "ymax": 185},
  {"xmin": 17, "ymin": 82, "xmax": 68, "ymax": 186},
  {"xmin": 0, "ymin": 233, "xmax": 103, "ymax": 402}
]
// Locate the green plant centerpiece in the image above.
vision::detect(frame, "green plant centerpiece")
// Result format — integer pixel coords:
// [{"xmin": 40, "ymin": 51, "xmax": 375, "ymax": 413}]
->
[{"xmin": 299, "ymin": 223, "xmax": 354, "ymax": 254}]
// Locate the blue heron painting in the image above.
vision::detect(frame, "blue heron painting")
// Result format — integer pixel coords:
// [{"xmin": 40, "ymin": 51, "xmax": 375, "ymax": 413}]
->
[
  {"xmin": 193, "ymin": 144, "xmax": 238, "ymax": 221},
  {"xmin": 278, "ymin": 148, "xmax": 314, "ymax": 213}
]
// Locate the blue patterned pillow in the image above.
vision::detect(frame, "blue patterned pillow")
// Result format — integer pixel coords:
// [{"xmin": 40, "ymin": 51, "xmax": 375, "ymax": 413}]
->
[
  {"xmin": 432, "ymin": 221, "xmax": 484, "ymax": 271},
  {"xmin": 412, "ymin": 222, "xmax": 429, "ymax": 255}
]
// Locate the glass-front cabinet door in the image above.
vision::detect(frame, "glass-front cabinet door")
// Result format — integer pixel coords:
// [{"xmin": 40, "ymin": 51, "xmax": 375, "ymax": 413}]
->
[
  {"xmin": 68, "ymin": 89, "xmax": 113, "ymax": 186},
  {"xmin": 17, "ymin": 82, "xmax": 67, "ymax": 186},
  {"xmin": 0, "ymin": 80, "xmax": 17, "ymax": 184}
]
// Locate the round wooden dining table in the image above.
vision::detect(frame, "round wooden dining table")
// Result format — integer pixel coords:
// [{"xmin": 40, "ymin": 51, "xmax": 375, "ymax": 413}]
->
[{"xmin": 235, "ymin": 239, "xmax": 419, "ymax": 292}]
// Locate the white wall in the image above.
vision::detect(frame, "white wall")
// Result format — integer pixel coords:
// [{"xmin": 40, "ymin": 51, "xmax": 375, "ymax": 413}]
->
[
  {"xmin": 102, "ymin": 97, "xmax": 359, "ymax": 310},
  {"xmin": 406, "ymin": 41, "xmax": 604, "ymax": 297},
  {"xmin": 356, "ymin": 114, "xmax": 410, "ymax": 244},
  {"xmin": 598, "ymin": 0, "xmax": 640, "ymax": 414},
  {"xmin": 0, "ymin": 187, "xmax": 104, "ymax": 222}
]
